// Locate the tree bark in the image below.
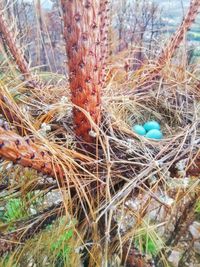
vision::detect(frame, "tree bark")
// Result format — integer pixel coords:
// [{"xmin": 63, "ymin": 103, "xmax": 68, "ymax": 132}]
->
[
  {"xmin": 0, "ymin": 126, "xmax": 64, "ymax": 182},
  {"xmin": 0, "ymin": 13, "xmax": 31, "ymax": 80},
  {"xmin": 157, "ymin": 0, "xmax": 200, "ymax": 66},
  {"xmin": 61, "ymin": 0, "xmax": 109, "ymax": 145},
  {"xmin": 135, "ymin": 0, "xmax": 200, "ymax": 91},
  {"xmin": 0, "ymin": 12, "xmax": 40, "ymax": 88}
]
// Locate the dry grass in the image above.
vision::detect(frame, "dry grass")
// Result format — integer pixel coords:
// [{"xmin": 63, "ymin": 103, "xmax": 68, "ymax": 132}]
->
[
  {"xmin": 0, "ymin": 1, "xmax": 200, "ymax": 266},
  {"xmin": 0, "ymin": 57, "xmax": 199, "ymax": 266}
]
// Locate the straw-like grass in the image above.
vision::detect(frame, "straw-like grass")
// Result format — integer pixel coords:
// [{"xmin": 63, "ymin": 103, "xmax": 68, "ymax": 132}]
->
[
  {"xmin": 0, "ymin": 1, "xmax": 200, "ymax": 266},
  {"xmin": 0, "ymin": 59, "xmax": 199, "ymax": 266}
]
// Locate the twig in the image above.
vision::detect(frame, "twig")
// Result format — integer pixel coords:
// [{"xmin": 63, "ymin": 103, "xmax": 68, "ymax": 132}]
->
[{"xmin": 0, "ymin": 182, "xmax": 58, "ymax": 194}]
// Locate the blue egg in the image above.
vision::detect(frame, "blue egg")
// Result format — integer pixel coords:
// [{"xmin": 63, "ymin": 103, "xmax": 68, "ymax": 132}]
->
[
  {"xmin": 146, "ymin": 129, "xmax": 163, "ymax": 140},
  {"xmin": 132, "ymin": 125, "xmax": 146, "ymax": 136},
  {"xmin": 143, "ymin": 121, "xmax": 161, "ymax": 132}
]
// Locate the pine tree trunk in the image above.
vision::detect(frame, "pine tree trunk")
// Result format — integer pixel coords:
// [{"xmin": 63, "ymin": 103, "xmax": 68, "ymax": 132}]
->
[{"xmin": 61, "ymin": 0, "xmax": 109, "ymax": 145}]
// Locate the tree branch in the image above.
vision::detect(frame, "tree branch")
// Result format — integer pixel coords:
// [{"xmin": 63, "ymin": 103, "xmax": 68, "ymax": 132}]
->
[
  {"xmin": 0, "ymin": 126, "xmax": 64, "ymax": 182},
  {"xmin": 136, "ymin": 0, "xmax": 200, "ymax": 90},
  {"xmin": 0, "ymin": 13, "xmax": 34, "ymax": 84}
]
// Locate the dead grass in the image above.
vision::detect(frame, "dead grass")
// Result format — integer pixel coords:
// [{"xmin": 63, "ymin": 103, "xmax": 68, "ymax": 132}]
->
[{"xmin": 0, "ymin": 56, "xmax": 199, "ymax": 266}]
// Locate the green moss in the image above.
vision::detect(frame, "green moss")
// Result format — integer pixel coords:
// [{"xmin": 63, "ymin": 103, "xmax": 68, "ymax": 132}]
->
[
  {"xmin": 4, "ymin": 198, "xmax": 28, "ymax": 222},
  {"xmin": 51, "ymin": 229, "xmax": 73, "ymax": 266}
]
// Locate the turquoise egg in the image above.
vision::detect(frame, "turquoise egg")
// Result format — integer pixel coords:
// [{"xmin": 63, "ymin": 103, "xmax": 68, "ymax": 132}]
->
[
  {"xmin": 146, "ymin": 129, "xmax": 163, "ymax": 140},
  {"xmin": 143, "ymin": 121, "xmax": 161, "ymax": 132},
  {"xmin": 132, "ymin": 125, "xmax": 146, "ymax": 136}
]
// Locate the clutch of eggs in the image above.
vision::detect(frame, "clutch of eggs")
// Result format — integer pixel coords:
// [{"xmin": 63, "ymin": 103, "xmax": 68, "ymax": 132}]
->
[{"xmin": 133, "ymin": 120, "xmax": 163, "ymax": 140}]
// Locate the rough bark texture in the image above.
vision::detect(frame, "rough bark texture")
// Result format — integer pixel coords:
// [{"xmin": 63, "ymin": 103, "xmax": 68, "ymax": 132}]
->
[
  {"xmin": 136, "ymin": 0, "xmax": 200, "ymax": 89},
  {"xmin": 0, "ymin": 93, "xmax": 27, "ymax": 135},
  {"xmin": 0, "ymin": 13, "xmax": 30, "ymax": 78},
  {"xmin": 61, "ymin": 0, "xmax": 109, "ymax": 144},
  {"xmin": 0, "ymin": 13, "xmax": 33, "ymax": 132},
  {"xmin": 0, "ymin": 126, "xmax": 64, "ymax": 181},
  {"xmin": 157, "ymin": 0, "xmax": 200, "ymax": 66},
  {"xmin": 0, "ymin": 12, "xmax": 39, "ymax": 88}
]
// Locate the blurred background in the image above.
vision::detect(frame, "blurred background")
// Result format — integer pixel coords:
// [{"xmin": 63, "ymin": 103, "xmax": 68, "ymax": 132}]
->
[{"xmin": 1, "ymin": 0, "xmax": 200, "ymax": 75}]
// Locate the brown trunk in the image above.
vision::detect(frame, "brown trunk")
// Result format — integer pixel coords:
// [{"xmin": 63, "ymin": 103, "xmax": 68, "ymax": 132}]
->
[{"xmin": 61, "ymin": 0, "xmax": 109, "ymax": 145}]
